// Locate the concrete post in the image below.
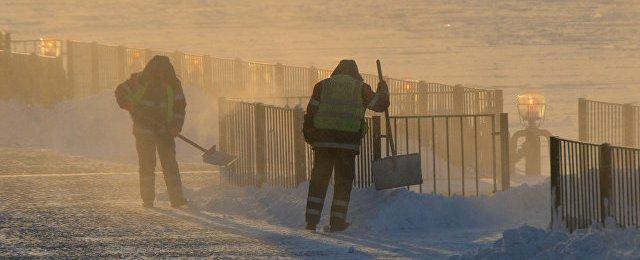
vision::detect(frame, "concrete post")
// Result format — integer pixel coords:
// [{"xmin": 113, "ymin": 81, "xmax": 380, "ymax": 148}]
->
[
  {"xmin": 453, "ymin": 84, "xmax": 465, "ymax": 114},
  {"xmin": 274, "ymin": 63, "xmax": 285, "ymax": 96},
  {"xmin": 254, "ymin": 102, "xmax": 266, "ymax": 187},
  {"xmin": 500, "ymin": 113, "xmax": 510, "ymax": 190},
  {"xmin": 623, "ymin": 103, "xmax": 636, "ymax": 147},
  {"xmin": 578, "ymin": 98, "xmax": 588, "ymax": 142},
  {"xmin": 308, "ymin": 66, "xmax": 318, "ymax": 94},
  {"xmin": 90, "ymin": 42, "xmax": 100, "ymax": 94},
  {"xmin": 599, "ymin": 143, "xmax": 612, "ymax": 225},
  {"xmin": 293, "ymin": 106, "xmax": 307, "ymax": 185}
]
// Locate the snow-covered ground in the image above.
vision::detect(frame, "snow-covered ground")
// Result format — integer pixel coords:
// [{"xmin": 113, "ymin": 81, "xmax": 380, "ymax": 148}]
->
[
  {"xmin": 3, "ymin": 0, "xmax": 640, "ymax": 258},
  {"xmin": 3, "ymin": 147, "xmax": 638, "ymax": 258}
]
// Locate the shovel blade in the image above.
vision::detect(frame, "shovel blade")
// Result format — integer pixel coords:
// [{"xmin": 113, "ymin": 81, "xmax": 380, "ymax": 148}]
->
[
  {"xmin": 202, "ymin": 148, "xmax": 237, "ymax": 167},
  {"xmin": 372, "ymin": 153, "xmax": 422, "ymax": 190}
]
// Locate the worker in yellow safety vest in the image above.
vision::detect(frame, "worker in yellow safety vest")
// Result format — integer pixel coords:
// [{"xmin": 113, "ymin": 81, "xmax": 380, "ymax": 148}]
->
[
  {"xmin": 115, "ymin": 55, "xmax": 188, "ymax": 208},
  {"xmin": 303, "ymin": 60, "xmax": 390, "ymax": 231}
]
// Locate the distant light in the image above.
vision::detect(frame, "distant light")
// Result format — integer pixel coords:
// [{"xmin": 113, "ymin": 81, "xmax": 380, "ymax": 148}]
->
[
  {"xmin": 517, "ymin": 93, "xmax": 547, "ymax": 127},
  {"xmin": 445, "ymin": 23, "xmax": 451, "ymax": 28},
  {"xmin": 131, "ymin": 51, "xmax": 141, "ymax": 59},
  {"xmin": 39, "ymin": 37, "xmax": 60, "ymax": 57}
]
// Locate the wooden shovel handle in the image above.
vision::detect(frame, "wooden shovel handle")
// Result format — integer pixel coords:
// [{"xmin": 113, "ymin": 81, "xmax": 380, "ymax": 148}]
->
[{"xmin": 376, "ymin": 60, "xmax": 397, "ymax": 156}]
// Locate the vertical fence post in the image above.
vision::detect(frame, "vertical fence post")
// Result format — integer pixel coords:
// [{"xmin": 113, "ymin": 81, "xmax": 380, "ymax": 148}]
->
[
  {"xmin": 293, "ymin": 106, "xmax": 307, "ymax": 185},
  {"xmin": 218, "ymin": 97, "xmax": 228, "ymax": 185},
  {"xmin": 599, "ymin": 143, "xmax": 612, "ymax": 225},
  {"xmin": 0, "ymin": 31, "xmax": 9, "ymax": 52},
  {"xmin": 417, "ymin": 81, "xmax": 428, "ymax": 114},
  {"xmin": 202, "ymin": 55, "xmax": 213, "ymax": 93},
  {"xmin": 308, "ymin": 66, "xmax": 318, "ymax": 93},
  {"xmin": 549, "ymin": 136, "xmax": 561, "ymax": 229},
  {"xmin": 372, "ymin": 116, "xmax": 382, "ymax": 161},
  {"xmin": 116, "ymin": 45, "xmax": 127, "ymax": 82},
  {"xmin": 218, "ymin": 97, "xmax": 228, "ymax": 153},
  {"xmin": 453, "ymin": 84, "xmax": 465, "ymax": 114},
  {"xmin": 172, "ymin": 51, "xmax": 184, "ymax": 79},
  {"xmin": 500, "ymin": 113, "xmax": 510, "ymax": 190},
  {"xmin": 578, "ymin": 98, "xmax": 588, "ymax": 141},
  {"xmin": 274, "ymin": 63, "xmax": 285, "ymax": 96},
  {"xmin": 494, "ymin": 89, "xmax": 503, "ymax": 113},
  {"xmin": 90, "ymin": 42, "xmax": 99, "ymax": 94},
  {"xmin": 65, "ymin": 40, "xmax": 75, "ymax": 98},
  {"xmin": 234, "ymin": 58, "xmax": 245, "ymax": 95},
  {"xmin": 254, "ymin": 103, "xmax": 266, "ymax": 187},
  {"xmin": 144, "ymin": 49, "xmax": 153, "ymax": 63},
  {"xmin": 623, "ymin": 104, "xmax": 636, "ymax": 147}
]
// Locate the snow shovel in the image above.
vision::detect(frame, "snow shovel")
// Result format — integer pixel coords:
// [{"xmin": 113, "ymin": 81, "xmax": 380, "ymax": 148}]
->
[
  {"xmin": 372, "ymin": 60, "xmax": 422, "ymax": 190},
  {"xmin": 131, "ymin": 109, "xmax": 237, "ymax": 167}
]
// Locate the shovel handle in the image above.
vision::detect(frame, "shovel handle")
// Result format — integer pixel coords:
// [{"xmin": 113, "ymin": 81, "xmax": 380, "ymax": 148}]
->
[
  {"xmin": 177, "ymin": 134, "xmax": 209, "ymax": 153},
  {"xmin": 376, "ymin": 60, "xmax": 397, "ymax": 156}
]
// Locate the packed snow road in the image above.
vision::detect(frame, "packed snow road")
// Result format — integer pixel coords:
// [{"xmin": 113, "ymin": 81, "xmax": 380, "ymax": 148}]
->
[
  {"xmin": 1, "ymin": 171, "xmax": 486, "ymax": 258},
  {"xmin": 0, "ymin": 171, "xmax": 402, "ymax": 258},
  {"xmin": 0, "ymin": 148, "xmax": 555, "ymax": 258}
]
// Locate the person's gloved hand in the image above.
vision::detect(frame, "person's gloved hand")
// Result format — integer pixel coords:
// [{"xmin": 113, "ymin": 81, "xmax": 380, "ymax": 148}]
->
[
  {"xmin": 377, "ymin": 80, "xmax": 389, "ymax": 93},
  {"xmin": 169, "ymin": 126, "xmax": 180, "ymax": 138}
]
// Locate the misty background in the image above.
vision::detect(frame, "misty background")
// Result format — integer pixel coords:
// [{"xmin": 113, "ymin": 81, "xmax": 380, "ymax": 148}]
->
[{"xmin": 2, "ymin": 0, "xmax": 640, "ymax": 163}]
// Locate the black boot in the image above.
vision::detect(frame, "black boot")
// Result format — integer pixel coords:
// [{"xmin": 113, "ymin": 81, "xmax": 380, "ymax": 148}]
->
[
  {"xmin": 306, "ymin": 222, "xmax": 317, "ymax": 231},
  {"xmin": 171, "ymin": 198, "xmax": 189, "ymax": 208},
  {"xmin": 329, "ymin": 222, "xmax": 350, "ymax": 232}
]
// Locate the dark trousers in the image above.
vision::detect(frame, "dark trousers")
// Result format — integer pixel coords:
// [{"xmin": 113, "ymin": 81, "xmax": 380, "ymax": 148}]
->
[
  {"xmin": 135, "ymin": 134, "xmax": 186, "ymax": 205},
  {"xmin": 305, "ymin": 148, "xmax": 356, "ymax": 226}
]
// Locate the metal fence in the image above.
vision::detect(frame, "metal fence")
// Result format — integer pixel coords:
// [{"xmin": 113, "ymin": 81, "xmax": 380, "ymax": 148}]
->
[
  {"xmin": 578, "ymin": 98, "xmax": 640, "ymax": 147},
  {"xmin": 550, "ymin": 136, "xmax": 640, "ymax": 232},
  {"xmin": 388, "ymin": 113, "xmax": 510, "ymax": 195},
  {"xmin": 0, "ymin": 51, "xmax": 69, "ymax": 106},
  {"xmin": 6, "ymin": 32, "xmax": 503, "ymax": 116},
  {"xmin": 219, "ymin": 98, "xmax": 509, "ymax": 195},
  {"xmin": 235, "ymin": 84, "xmax": 503, "ymax": 117},
  {"xmin": 218, "ymin": 98, "xmax": 382, "ymax": 188}
]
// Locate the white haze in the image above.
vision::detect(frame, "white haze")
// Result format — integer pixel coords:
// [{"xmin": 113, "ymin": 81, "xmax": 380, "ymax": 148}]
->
[{"xmin": 2, "ymin": 0, "xmax": 640, "ymax": 164}]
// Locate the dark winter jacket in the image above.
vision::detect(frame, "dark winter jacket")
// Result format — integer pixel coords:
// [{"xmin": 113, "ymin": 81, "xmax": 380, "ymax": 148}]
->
[
  {"xmin": 115, "ymin": 73, "xmax": 187, "ymax": 136},
  {"xmin": 303, "ymin": 78, "xmax": 389, "ymax": 153}
]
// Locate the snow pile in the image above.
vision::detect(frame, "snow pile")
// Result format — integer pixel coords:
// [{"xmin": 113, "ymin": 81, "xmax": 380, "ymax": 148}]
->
[
  {"xmin": 466, "ymin": 225, "xmax": 640, "ymax": 259},
  {"xmin": 0, "ymin": 85, "xmax": 218, "ymax": 163},
  {"xmin": 188, "ymin": 179, "xmax": 550, "ymax": 233}
]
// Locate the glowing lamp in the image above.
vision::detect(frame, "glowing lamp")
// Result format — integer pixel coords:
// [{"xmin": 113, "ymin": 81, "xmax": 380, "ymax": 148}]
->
[
  {"xmin": 39, "ymin": 37, "xmax": 61, "ymax": 57},
  {"xmin": 517, "ymin": 93, "xmax": 546, "ymax": 127},
  {"xmin": 131, "ymin": 50, "xmax": 141, "ymax": 60}
]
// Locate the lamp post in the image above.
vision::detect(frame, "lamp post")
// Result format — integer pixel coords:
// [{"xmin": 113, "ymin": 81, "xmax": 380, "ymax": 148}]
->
[{"xmin": 510, "ymin": 93, "xmax": 551, "ymax": 176}]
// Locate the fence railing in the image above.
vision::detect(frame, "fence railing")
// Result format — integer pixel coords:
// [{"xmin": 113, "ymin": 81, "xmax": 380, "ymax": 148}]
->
[
  {"xmin": 219, "ymin": 98, "xmax": 509, "ymax": 195},
  {"xmin": 388, "ymin": 113, "xmax": 510, "ymax": 195},
  {"xmin": 5, "ymin": 32, "xmax": 503, "ymax": 117},
  {"xmin": 578, "ymin": 98, "xmax": 639, "ymax": 147},
  {"xmin": 550, "ymin": 136, "xmax": 640, "ymax": 232},
  {"xmin": 233, "ymin": 85, "xmax": 502, "ymax": 117},
  {"xmin": 218, "ymin": 98, "xmax": 381, "ymax": 188}
]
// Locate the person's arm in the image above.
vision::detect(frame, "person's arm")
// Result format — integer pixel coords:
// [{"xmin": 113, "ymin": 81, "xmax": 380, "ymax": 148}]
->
[
  {"xmin": 303, "ymin": 81, "xmax": 324, "ymax": 143},
  {"xmin": 171, "ymin": 80, "xmax": 187, "ymax": 131},
  {"xmin": 115, "ymin": 79, "xmax": 134, "ymax": 111},
  {"xmin": 362, "ymin": 81, "xmax": 390, "ymax": 112}
]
